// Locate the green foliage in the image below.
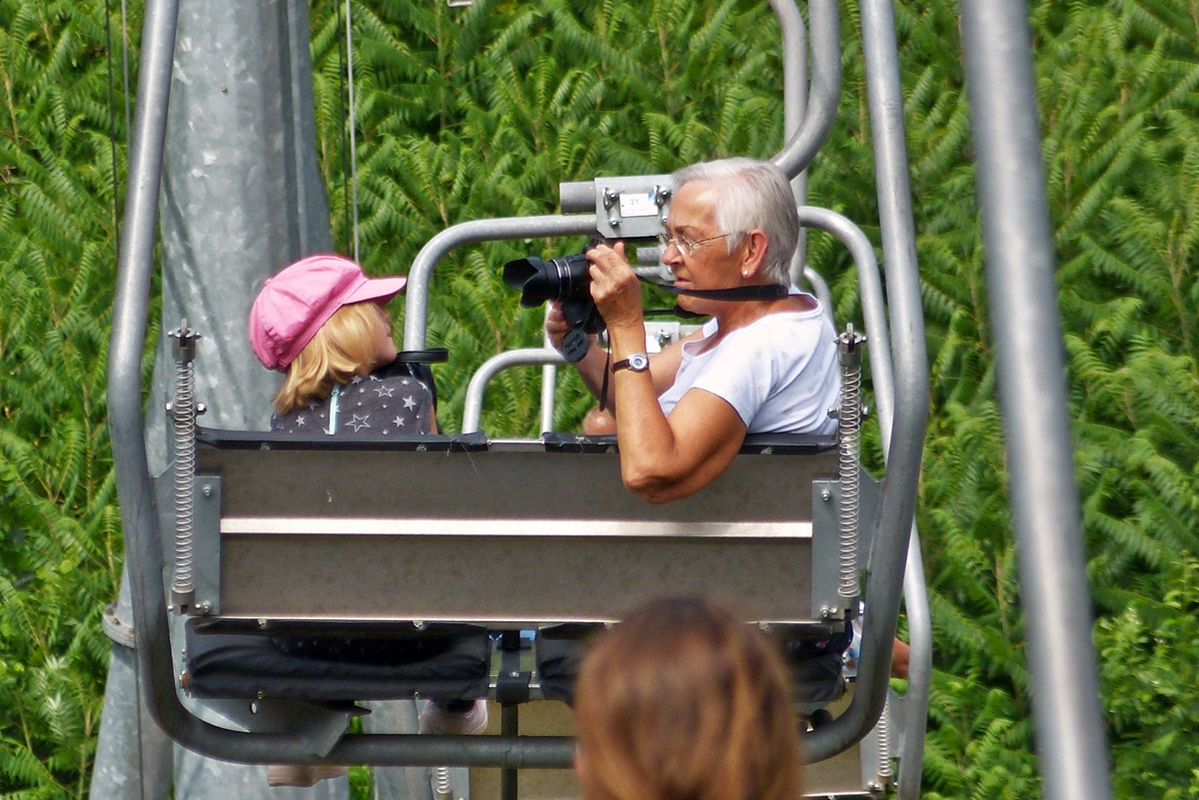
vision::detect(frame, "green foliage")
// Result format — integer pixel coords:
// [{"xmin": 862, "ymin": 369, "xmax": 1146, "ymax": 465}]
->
[
  {"xmin": 308, "ymin": 0, "xmax": 789, "ymax": 434},
  {"xmin": 1098, "ymin": 556, "xmax": 1199, "ymax": 799},
  {"xmin": 0, "ymin": 0, "xmax": 137, "ymax": 795}
]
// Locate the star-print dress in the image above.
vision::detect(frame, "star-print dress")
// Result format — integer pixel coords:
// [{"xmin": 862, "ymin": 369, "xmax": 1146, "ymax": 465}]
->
[{"xmin": 270, "ymin": 362, "xmax": 436, "ymax": 436}]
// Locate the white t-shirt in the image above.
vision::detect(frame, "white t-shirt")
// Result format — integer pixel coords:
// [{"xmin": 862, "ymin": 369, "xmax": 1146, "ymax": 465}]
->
[{"xmin": 657, "ymin": 303, "xmax": 840, "ymax": 435}]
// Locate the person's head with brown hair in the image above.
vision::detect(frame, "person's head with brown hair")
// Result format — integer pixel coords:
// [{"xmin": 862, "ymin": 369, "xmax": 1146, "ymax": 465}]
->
[{"xmin": 574, "ymin": 597, "xmax": 803, "ymax": 800}]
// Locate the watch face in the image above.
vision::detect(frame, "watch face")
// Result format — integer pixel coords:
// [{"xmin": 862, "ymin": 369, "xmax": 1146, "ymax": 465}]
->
[{"xmin": 628, "ymin": 353, "xmax": 649, "ymax": 371}]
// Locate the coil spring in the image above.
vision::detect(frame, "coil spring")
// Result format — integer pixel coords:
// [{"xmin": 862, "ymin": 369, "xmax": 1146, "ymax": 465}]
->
[
  {"xmin": 837, "ymin": 350, "xmax": 862, "ymax": 599},
  {"xmin": 432, "ymin": 766, "xmax": 453, "ymax": 800},
  {"xmin": 877, "ymin": 692, "xmax": 895, "ymax": 779},
  {"xmin": 171, "ymin": 329, "xmax": 198, "ymax": 608}
]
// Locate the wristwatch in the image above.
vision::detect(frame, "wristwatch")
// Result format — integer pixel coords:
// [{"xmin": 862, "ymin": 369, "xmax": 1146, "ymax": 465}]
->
[{"xmin": 611, "ymin": 353, "xmax": 650, "ymax": 373}]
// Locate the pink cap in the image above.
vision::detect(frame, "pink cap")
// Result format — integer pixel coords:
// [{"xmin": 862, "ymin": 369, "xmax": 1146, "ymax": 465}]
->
[{"xmin": 248, "ymin": 254, "xmax": 407, "ymax": 371}]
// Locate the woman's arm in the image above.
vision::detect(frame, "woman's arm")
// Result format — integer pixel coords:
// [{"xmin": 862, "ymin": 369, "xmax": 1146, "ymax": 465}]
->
[
  {"xmin": 587, "ymin": 242, "xmax": 747, "ymax": 503},
  {"xmin": 545, "ymin": 275, "xmax": 698, "ymax": 409}
]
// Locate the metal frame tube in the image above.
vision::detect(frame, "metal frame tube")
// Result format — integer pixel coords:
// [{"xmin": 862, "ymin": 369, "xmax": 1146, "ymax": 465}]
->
[
  {"xmin": 404, "ymin": 216, "xmax": 598, "ymax": 350},
  {"xmin": 770, "ymin": 0, "xmax": 840, "ymax": 178},
  {"xmin": 960, "ymin": 1, "xmax": 1113, "ymax": 798},
  {"xmin": 803, "ymin": 0, "xmax": 930, "ymax": 759},
  {"xmin": 463, "ymin": 349, "xmax": 567, "ymax": 434},
  {"xmin": 767, "ymin": 0, "xmax": 810, "ymax": 279}
]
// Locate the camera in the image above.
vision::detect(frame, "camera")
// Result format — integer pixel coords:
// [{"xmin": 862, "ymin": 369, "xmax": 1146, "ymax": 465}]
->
[{"xmin": 504, "ymin": 248, "xmax": 605, "ymax": 363}]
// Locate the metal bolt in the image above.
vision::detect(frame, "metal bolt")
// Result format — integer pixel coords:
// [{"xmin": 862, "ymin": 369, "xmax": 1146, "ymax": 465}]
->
[
  {"xmin": 820, "ymin": 606, "xmax": 831, "ymax": 619},
  {"xmin": 608, "ymin": 216, "xmax": 621, "ymax": 228},
  {"xmin": 413, "ymin": 620, "xmax": 425, "ymax": 630},
  {"xmin": 202, "ymin": 485, "xmax": 213, "ymax": 498},
  {"xmin": 509, "ymin": 671, "xmax": 520, "ymax": 678},
  {"xmin": 257, "ymin": 618, "xmax": 268, "ymax": 629},
  {"xmin": 821, "ymin": 490, "xmax": 832, "ymax": 502},
  {"xmin": 196, "ymin": 403, "xmax": 207, "ymax": 415},
  {"xmin": 197, "ymin": 601, "xmax": 212, "ymax": 614},
  {"xmin": 251, "ymin": 701, "xmax": 259, "ymax": 713}
]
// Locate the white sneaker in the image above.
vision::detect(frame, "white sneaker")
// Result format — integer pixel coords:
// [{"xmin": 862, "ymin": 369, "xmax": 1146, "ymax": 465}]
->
[{"xmin": 418, "ymin": 699, "xmax": 489, "ymax": 735}]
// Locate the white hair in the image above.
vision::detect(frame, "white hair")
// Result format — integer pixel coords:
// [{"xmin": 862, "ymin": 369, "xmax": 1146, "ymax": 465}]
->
[{"xmin": 672, "ymin": 158, "xmax": 799, "ymax": 286}]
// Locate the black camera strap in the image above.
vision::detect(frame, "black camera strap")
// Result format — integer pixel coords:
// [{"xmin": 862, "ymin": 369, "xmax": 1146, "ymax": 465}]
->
[
  {"xmin": 638, "ymin": 277, "xmax": 789, "ymax": 318},
  {"xmin": 638, "ymin": 278, "xmax": 790, "ymax": 302}
]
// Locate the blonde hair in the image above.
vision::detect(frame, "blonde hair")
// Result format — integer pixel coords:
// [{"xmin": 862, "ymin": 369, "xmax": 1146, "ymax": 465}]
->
[
  {"xmin": 274, "ymin": 302, "xmax": 387, "ymax": 414},
  {"xmin": 574, "ymin": 597, "xmax": 803, "ymax": 800}
]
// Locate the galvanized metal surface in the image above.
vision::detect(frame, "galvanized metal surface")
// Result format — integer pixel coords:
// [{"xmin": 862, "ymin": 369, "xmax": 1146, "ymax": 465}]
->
[
  {"xmin": 463, "ymin": 349, "xmax": 566, "ymax": 434},
  {"xmin": 403, "ymin": 215, "xmax": 599, "ymax": 351},
  {"xmin": 200, "ymin": 445, "xmax": 836, "ymax": 624},
  {"xmin": 961, "ymin": 0, "xmax": 1113, "ymax": 797}
]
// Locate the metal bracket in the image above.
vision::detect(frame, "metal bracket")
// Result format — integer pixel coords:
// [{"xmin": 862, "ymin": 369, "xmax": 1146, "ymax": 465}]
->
[
  {"xmin": 559, "ymin": 174, "xmax": 674, "ymax": 239},
  {"xmin": 812, "ymin": 469, "xmax": 883, "ymax": 621},
  {"xmin": 812, "ymin": 480, "xmax": 849, "ymax": 621},
  {"xmin": 154, "ymin": 473, "xmax": 221, "ymax": 616}
]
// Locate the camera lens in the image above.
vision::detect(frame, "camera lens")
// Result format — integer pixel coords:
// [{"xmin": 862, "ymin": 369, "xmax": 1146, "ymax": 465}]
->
[{"xmin": 503, "ymin": 253, "xmax": 591, "ymax": 307}]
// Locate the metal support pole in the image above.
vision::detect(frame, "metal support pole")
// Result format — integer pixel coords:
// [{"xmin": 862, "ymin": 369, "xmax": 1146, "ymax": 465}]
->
[
  {"xmin": 960, "ymin": 1, "xmax": 1113, "ymax": 799},
  {"xmin": 770, "ymin": 0, "xmax": 841, "ymax": 178},
  {"xmin": 804, "ymin": 0, "xmax": 930, "ymax": 759},
  {"xmin": 767, "ymin": 0, "xmax": 810, "ymax": 280},
  {"xmin": 499, "ymin": 706, "xmax": 519, "ymax": 800}
]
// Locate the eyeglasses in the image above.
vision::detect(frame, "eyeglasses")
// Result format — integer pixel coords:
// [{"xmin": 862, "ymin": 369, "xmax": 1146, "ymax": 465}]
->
[{"xmin": 657, "ymin": 230, "xmax": 734, "ymax": 257}]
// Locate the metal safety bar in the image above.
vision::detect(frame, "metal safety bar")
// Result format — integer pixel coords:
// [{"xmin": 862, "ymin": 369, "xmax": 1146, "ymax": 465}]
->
[{"xmin": 462, "ymin": 348, "xmax": 567, "ymax": 434}]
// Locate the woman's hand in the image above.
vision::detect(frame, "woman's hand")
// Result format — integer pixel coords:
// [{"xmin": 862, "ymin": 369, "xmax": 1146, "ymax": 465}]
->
[
  {"xmin": 586, "ymin": 242, "xmax": 644, "ymax": 331},
  {"xmin": 545, "ymin": 302, "xmax": 572, "ymax": 352}
]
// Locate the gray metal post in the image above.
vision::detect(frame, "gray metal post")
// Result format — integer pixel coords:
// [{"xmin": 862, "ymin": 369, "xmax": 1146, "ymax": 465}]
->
[
  {"xmin": 767, "ymin": 0, "xmax": 809, "ymax": 280},
  {"xmin": 857, "ymin": 0, "xmax": 932, "ymax": 792},
  {"xmin": 803, "ymin": 0, "xmax": 930, "ymax": 759},
  {"xmin": 960, "ymin": 1, "xmax": 1113, "ymax": 799},
  {"xmin": 770, "ymin": 0, "xmax": 841, "ymax": 178}
]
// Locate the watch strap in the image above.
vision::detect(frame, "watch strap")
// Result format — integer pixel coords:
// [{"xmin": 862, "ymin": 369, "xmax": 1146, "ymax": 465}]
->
[{"xmin": 611, "ymin": 353, "xmax": 650, "ymax": 373}]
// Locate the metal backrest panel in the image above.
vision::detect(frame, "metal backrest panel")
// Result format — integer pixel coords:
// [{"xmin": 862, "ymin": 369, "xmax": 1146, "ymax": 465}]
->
[
  {"xmin": 219, "ymin": 533, "xmax": 813, "ymax": 624},
  {"xmin": 196, "ymin": 442, "xmax": 838, "ymax": 625},
  {"xmin": 198, "ymin": 444, "xmax": 837, "ymax": 523}
]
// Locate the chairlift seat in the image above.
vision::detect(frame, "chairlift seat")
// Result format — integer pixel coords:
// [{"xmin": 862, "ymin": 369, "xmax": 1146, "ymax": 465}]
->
[
  {"xmin": 176, "ymin": 427, "xmax": 858, "ymax": 706},
  {"xmin": 182, "ymin": 620, "xmax": 491, "ymax": 701},
  {"xmin": 534, "ymin": 621, "xmax": 850, "ymax": 707}
]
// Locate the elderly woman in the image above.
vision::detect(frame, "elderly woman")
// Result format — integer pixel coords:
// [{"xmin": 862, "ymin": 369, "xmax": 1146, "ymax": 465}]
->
[{"xmin": 549, "ymin": 158, "xmax": 839, "ymax": 503}]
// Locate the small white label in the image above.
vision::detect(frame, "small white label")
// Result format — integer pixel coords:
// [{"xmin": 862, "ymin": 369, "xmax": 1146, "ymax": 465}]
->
[{"xmin": 618, "ymin": 191, "xmax": 659, "ymax": 218}]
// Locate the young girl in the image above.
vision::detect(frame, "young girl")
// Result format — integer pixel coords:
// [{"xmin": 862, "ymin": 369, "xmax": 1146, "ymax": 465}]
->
[
  {"xmin": 248, "ymin": 254, "xmax": 485, "ymax": 788},
  {"xmin": 574, "ymin": 597, "xmax": 804, "ymax": 800},
  {"xmin": 249, "ymin": 253, "xmax": 437, "ymax": 435}
]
